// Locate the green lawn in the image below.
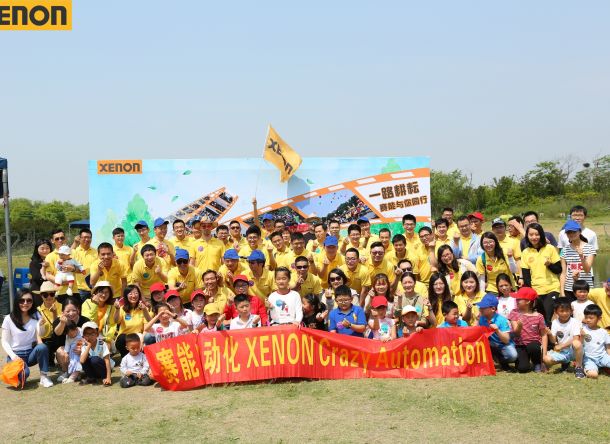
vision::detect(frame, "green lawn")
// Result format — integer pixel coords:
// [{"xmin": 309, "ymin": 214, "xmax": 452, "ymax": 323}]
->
[{"xmin": 0, "ymin": 360, "xmax": 608, "ymax": 443}]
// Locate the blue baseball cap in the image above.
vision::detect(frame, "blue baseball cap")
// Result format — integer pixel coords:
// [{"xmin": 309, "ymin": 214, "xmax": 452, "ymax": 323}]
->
[
  {"xmin": 475, "ymin": 293, "xmax": 499, "ymax": 309},
  {"xmin": 563, "ymin": 220, "xmax": 582, "ymax": 232},
  {"xmin": 248, "ymin": 250, "xmax": 266, "ymax": 262},
  {"xmin": 154, "ymin": 217, "xmax": 169, "ymax": 228},
  {"xmin": 134, "ymin": 220, "xmax": 149, "ymax": 229},
  {"xmin": 324, "ymin": 236, "xmax": 338, "ymax": 247},
  {"xmin": 175, "ymin": 248, "xmax": 189, "ymax": 261},
  {"xmin": 357, "ymin": 216, "xmax": 370, "ymax": 224},
  {"xmin": 223, "ymin": 249, "xmax": 240, "ymax": 260},
  {"xmin": 261, "ymin": 214, "xmax": 275, "ymax": 221}
]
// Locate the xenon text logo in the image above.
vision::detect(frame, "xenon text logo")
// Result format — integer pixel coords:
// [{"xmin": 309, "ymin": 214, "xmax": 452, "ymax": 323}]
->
[
  {"xmin": 0, "ymin": 0, "xmax": 71, "ymax": 30},
  {"xmin": 97, "ymin": 160, "xmax": 143, "ymax": 175}
]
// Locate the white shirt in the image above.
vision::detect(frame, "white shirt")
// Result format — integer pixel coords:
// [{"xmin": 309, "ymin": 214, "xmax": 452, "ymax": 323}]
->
[
  {"xmin": 1, "ymin": 315, "xmax": 39, "ymax": 358},
  {"xmin": 120, "ymin": 352, "xmax": 150, "ymax": 375},
  {"xmin": 550, "ymin": 317, "xmax": 581, "ymax": 345},
  {"xmin": 229, "ymin": 314, "xmax": 260, "ymax": 330},
  {"xmin": 268, "ymin": 290, "xmax": 303, "ymax": 325},
  {"xmin": 151, "ymin": 321, "xmax": 181, "ymax": 342},
  {"xmin": 582, "ymin": 325, "xmax": 610, "ymax": 360},
  {"xmin": 571, "ymin": 300, "xmax": 593, "ymax": 322},
  {"xmin": 558, "ymin": 228, "xmax": 598, "ymax": 253}
]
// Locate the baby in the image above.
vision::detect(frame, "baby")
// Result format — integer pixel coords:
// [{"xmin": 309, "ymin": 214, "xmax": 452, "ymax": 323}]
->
[{"xmin": 54, "ymin": 245, "xmax": 85, "ymax": 296}]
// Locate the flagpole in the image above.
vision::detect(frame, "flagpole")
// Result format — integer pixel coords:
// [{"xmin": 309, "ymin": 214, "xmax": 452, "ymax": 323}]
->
[{"xmin": 254, "ymin": 124, "xmax": 269, "ymax": 199}]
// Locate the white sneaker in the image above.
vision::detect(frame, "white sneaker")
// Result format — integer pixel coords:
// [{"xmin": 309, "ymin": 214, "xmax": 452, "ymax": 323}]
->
[
  {"xmin": 57, "ymin": 372, "xmax": 69, "ymax": 383},
  {"xmin": 62, "ymin": 377, "xmax": 75, "ymax": 384},
  {"xmin": 40, "ymin": 375, "xmax": 54, "ymax": 388},
  {"xmin": 66, "ymin": 288, "xmax": 73, "ymax": 296}
]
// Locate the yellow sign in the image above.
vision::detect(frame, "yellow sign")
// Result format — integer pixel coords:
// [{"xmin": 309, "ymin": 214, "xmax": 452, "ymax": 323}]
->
[
  {"xmin": 0, "ymin": 0, "xmax": 71, "ymax": 31},
  {"xmin": 97, "ymin": 160, "xmax": 142, "ymax": 175},
  {"xmin": 263, "ymin": 125, "xmax": 302, "ymax": 182}
]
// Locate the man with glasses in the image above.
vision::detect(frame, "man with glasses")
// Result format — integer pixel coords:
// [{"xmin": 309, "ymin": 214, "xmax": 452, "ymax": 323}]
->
[
  {"xmin": 238, "ymin": 225, "xmax": 276, "ymax": 271},
  {"xmin": 328, "ymin": 219, "xmax": 344, "ymax": 245},
  {"xmin": 402, "ymin": 214, "xmax": 423, "ymax": 253},
  {"xmin": 340, "ymin": 247, "xmax": 370, "ymax": 297},
  {"xmin": 129, "ymin": 220, "xmax": 152, "ymax": 268},
  {"xmin": 316, "ymin": 236, "xmax": 345, "ymax": 288},
  {"xmin": 131, "ymin": 244, "xmax": 168, "ymax": 300},
  {"xmin": 45, "ymin": 229, "xmax": 75, "ymax": 299},
  {"xmin": 290, "ymin": 256, "xmax": 322, "ymax": 297},
  {"xmin": 218, "ymin": 249, "xmax": 247, "ymax": 291},
  {"xmin": 73, "ymin": 228, "xmax": 98, "ymax": 302},
  {"xmin": 145, "ymin": 218, "xmax": 176, "ymax": 273},
  {"xmin": 392, "ymin": 259, "xmax": 429, "ymax": 297},
  {"xmin": 451, "ymin": 215, "xmax": 482, "ymax": 265},
  {"xmin": 340, "ymin": 224, "xmax": 367, "ymax": 261},
  {"xmin": 216, "ymin": 224, "xmax": 232, "ymax": 250},
  {"xmin": 414, "ymin": 226, "xmax": 435, "ymax": 284},
  {"xmin": 328, "ymin": 285, "xmax": 367, "ymax": 337},
  {"xmin": 228, "ymin": 220, "xmax": 248, "ymax": 251},
  {"xmin": 90, "ymin": 242, "xmax": 127, "ymax": 297},
  {"xmin": 190, "ymin": 215, "xmax": 225, "ymax": 273},
  {"xmin": 366, "ymin": 241, "xmax": 395, "ymax": 285},
  {"xmin": 270, "ymin": 231, "xmax": 292, "ymax": 269},
  {"xmin": 244, "ymin": 250, "xmax": 275, "ymax": 303},
  {"xmin": 168, "ymin": 249, "xmax": 202, "ymax": 305}
]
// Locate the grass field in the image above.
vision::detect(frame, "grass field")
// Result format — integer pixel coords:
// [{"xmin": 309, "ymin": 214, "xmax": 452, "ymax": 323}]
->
[{"xmin": 0, "ymin": 352, "xmax": 609, "ymax": 443}]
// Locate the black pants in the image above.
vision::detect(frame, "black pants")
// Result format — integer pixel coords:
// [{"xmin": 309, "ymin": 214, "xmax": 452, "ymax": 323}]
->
[
  {"xmin": 115, "ymin": 334, "xmax": 128, "ymax": 358},
  {"xmin": 82, "ymin": 356, "xmax": 107, "ymax": 379},
  {"xmin": 516, "ymin": 342, "xmax": 542, "ymax": 373},
  {"xmin": 120, "ymin": 374, "xmax": 152, "ymax": 388},
  {"xmin": 536, "ymin": 292, "xmax": 559, "ymax": 326}
]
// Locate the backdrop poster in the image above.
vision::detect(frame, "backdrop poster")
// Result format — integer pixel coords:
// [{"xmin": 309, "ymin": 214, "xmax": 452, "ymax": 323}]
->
[{"xmin": 89, "ymin": 157, "xmax": 431, "ymax": 245}]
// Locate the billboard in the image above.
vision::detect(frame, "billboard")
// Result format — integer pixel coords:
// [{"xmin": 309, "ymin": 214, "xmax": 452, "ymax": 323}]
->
[{"xmin": 88, "ymin": 157, "xmax": 431, "ymax": 246}]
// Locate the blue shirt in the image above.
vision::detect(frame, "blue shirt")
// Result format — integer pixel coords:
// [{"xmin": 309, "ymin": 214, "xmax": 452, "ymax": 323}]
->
[
  {"xmin": 478, "ymin": 312, "xmax": 513, "ymax": 347},
  {"xmin": 438, "ymin": 319, "xmax": 468, "ymax": 328},
  {"xmin": 329, "ymin": 305, "xmax": 366, "ymax": 337}
]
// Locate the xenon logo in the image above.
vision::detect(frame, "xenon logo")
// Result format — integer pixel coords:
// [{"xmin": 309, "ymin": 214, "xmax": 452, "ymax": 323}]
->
[
  {"xmin": 0, "ymin": 0, "xmax": 71, "ymax": 31},
  {"xmin": 97, "ymin": 160, "xmax": 143, "ymax": 175}
]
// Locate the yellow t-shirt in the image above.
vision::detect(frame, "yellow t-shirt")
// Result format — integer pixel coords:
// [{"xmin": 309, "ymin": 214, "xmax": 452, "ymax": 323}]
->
[
  {"xmin": 339, "ymin": 264, "xmax": 370, "ymax": 294},
  {"xmin": 207, "ymin": 286, "xmax": 233, "ymax": 313},
  {"xmin": 359, "ymin": 234, "xmax": 381, "ymax": 250},
  {"xmin": 90, "ymin": 259, "xmax": 126, "ymax": 297},
  {"xmin": 131, "ymin": 257, "xmax": 167, "ymax": 296},
  {"xmin": 315, "ymin": 253, "xmax": 345, "ymax": 288},
  {"xmin": 588, "ymin": 288, "xmax": 610, "ymax": 329},
  {"xmin": 81, "ymin": 299, "xmax": 118, "ymax": 341},
  {"xmin": 237, "ymin": 244, "xmax": 271, "ymax": 269},
  {"xmin": 73, "ymin": 246, "xmax": 98, "ymax": 291},
  {"xmin": 306, "ymin": 238, "xmax": 325, "ymax": 256},
  {"xmin": 37, "ymin": 302, "xmax": 62, "ymax": 339},
  {"xmin": 365, "ymin": 259, "xmax": 396, "ymax": 285},
  {"xmin": 168, "ymin": 265, "xmax": 203, "ymax": 304},
  {"xmin": 113, "ymin": 244, "xmax": 133, "ymax": 276},
  {"xmin": 521, "ymin": 244, "xmax": 561, "ymax": 295},
  {"xmin": 290, "ymin": 272, "xmax": 323, "ymax": 297},
  {"xmin": 244, "ymin": 268, "xmax": 275, "ymax": 303},
  {"xmin": 498, "ymin": 236, "xmax": 522, "ymax": 261},
  {"xmin": 145, "ymin": 238, "xmax": 175, "ymax": 273},
  {"xmin": 385, "ymin": 250, "xmax": 408, "ymax": 268},
  {"xmin": 273, "ymin": 248, "xmax": 294, "ymax": 269},
  {"xmin": 412, "ymin": 248, "xmax": 432, "ymax": 284},
  {"xmin": 117, "ymin": 307, "xmax": 146, "ymax": 335},
  {"xmin": 458, "ymin": 236, "xmax": 473, "ymax": 261},
  {"xmin": 192, "ymin": 237, "xmax": 225, "ymax": 272},
  {"xmin": 217, "ymin": 262, "xmax": 247, "ymax": 290},
  {"xmin": 454, "ymin": 292, "xmax": 485, "ymax": 326},
  {"xmin": 404, "ymin": 233, "xmax": 422, "ymax": 255},
  {"xmin": 45, "ymin": 250, "xmax": 72, "ymax": 294},
  {"xmin": 475, "ymin": 253, "xmax": 515, "ymax": 294},
  {"xmin": 170, "ymin": 236, "xmax": 194, "ymax": 256},
  {"xmin": 434, "ymin": 236, "xmax": 451, "ymax": 256},
  {"xmin": 397, "ymin": 281, "xmax": 429, "ymax": 298}
]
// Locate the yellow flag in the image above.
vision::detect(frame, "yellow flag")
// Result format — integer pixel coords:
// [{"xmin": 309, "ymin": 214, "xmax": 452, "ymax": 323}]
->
[{"xmin": 263, "ymin": 125, "xmax": 302, "ymax": 182}]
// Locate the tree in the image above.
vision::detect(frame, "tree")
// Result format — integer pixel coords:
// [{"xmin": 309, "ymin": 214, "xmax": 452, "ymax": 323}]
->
[
  {"xmin": 430, "ymin": 169, "xmax": 473, "ymax": 215},
  {"xmin": 521, "ymin": 161, "xmax": 566, "ymax": 198}
]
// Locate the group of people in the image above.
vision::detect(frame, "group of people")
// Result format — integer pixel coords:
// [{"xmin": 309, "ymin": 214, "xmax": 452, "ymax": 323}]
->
[{"xmin": 2, "ymin": 203, "xmax": 609, "ymax": 389}]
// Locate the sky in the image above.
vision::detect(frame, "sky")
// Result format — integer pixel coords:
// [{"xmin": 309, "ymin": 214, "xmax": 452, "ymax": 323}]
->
[{"xmin": 1, "ymin": 1, "xmax": 609, "ymax": 204}]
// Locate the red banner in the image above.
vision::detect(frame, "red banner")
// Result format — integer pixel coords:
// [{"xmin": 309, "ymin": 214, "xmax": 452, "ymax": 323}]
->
[{"xmin": 145, "ymin": 326, "xmax": 495, "ymax": 391}]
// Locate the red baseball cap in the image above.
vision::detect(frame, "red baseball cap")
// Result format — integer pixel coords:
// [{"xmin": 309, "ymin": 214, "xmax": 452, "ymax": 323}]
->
[
  {"xmin": 164, "ymin": 289, "xmax": 181, "ymax": 301},
  {"xmin": 233, "ymin": 274, "xmax": 250, "ymax": 285},
  {"xmin": 190, "ymin": 289, "xmax": 205, "ymax": 302},
  {"xmin": 149, "ymin": 282, "xmax": 166, "ymax": 293},
  {"xmin": 510, "ymin": 287, "xmax": 538, "ymax": 301},
  {"xmin": 371, "ymin": 296, "xmax": 388, "ymax": 308},
  {"xmin": 468, "ymin": 212, "xmax": 484, "ymax": 222}
]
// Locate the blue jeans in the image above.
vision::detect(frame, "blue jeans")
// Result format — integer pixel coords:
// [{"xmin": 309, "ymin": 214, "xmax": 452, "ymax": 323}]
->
[
  {"xmin": 490, "ymin": 342, "xmax": 518, "ymax": 364},
  {"xmin": 7, "ymin": 344, "xmax": 50, "ymax": 380},
  {"xmin": 82, "ymin": 356, "xmax": 107, "ymax": 379},
  {"xmin": 143, "ymin": 333, "xmax": 157, "ymax": 346}
]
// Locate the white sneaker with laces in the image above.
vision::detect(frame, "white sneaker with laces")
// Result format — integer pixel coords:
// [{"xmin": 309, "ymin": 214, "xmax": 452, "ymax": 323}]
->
[{"xmin": 40, "ymin": 375, "xmax": 54, "ymax": 388}]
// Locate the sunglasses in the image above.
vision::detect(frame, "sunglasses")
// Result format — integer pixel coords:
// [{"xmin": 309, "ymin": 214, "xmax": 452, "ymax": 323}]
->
[
  {"xmin": 230, "ymin": 226, "xmax": 241, "ymax": 230},
  {"xmin": 18, "ymin": 298, "xmax": 33, "ymax": 304},
  {"xmin": 41, "ymin": 292, "xmax": 55, "ymax": 298},
  {"xmin": 53, "ymin": 236, "xmax": 65, "ymax": 241},
  {"xmin": 329, "ymin": 276, "xmax": 343, "ymax": 282},
  {"xmin": 177, "ymin": 259, "xmax": 189, "ymax": 265},
  {"xmin": 295, "ymin": 265, "xmax": 308, "ymax": 270}
]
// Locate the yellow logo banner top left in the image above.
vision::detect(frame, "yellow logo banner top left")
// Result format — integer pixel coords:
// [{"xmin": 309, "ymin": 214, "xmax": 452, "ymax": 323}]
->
[{"xmin": 0, "ymin": 0, "xmax": 71, "ymax": 30}]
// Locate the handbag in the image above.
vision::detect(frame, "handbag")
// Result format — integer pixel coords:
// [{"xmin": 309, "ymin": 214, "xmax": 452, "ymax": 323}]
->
[{"xmin": 1, "ymin": 359, "xmax": 26, "ymax": 389}]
